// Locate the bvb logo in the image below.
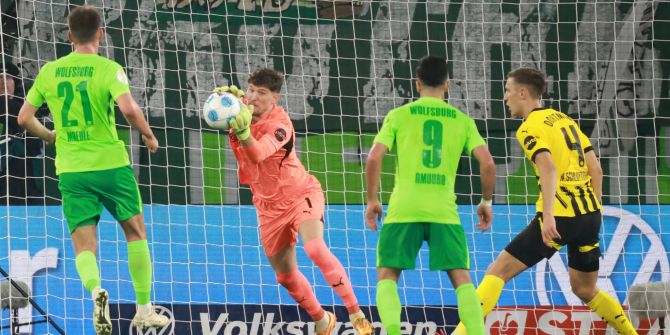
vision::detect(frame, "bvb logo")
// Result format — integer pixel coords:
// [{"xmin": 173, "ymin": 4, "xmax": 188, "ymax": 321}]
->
[
  {"xmin": 129, "ymin": 306, "xmax": 175, "ymax": 335},
  {"xmin": 535, "ymin": 206, "xmax": 670, "ymax": 305}
]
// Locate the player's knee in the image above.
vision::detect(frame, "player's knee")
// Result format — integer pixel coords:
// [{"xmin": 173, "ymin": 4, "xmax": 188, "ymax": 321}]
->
[
  {"xmin": 303, "ymin": 238, "xmax": 330, "ymax": 262},
  {"xmin": 276, "ymin": 270, "xmax": 296, "ymax": 288},
  {"xmin": 571, "ymin": 285, "xmax": 597, "ymax": 302}
]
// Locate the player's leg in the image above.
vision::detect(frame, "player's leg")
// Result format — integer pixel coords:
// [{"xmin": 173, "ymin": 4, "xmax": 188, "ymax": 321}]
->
[
  {"xmin": 452, "ymin": 214, "xmax": 553, "ymax": 335},
  {"xmin": 447, "ymin": 270, "xmax": 484, "ymax": 335},
  {"xmin": 429, "ymin": 223, "xmax": 484, "ymax": 335},
  {"xmin": 60, "ymin": 171, "xmax": 110, "ymax": 335},
  {"xmin": 266, "ymin": 243, "xmax": 334, "ymax": 333},
  {"xmin": 98, "ymin": 166, "xmax": 167, "ymax": 329},
  {"xmin": 377, "ymin": 267, "xmax": 403, "ymax": 335},
  {"xmin": 570, "ymin": 269, "xmax": 637, "ymax": 334},
  {"xmin": 568, "ymin": 211, "xmax": 637, "ymax": 335},
  {"xmin": 297, "ymin": 191, "xmax": 373, "ymax": 334},
  {"xmin": 376, "ymin": 222, "xmax": 424, "ymax": 335}
]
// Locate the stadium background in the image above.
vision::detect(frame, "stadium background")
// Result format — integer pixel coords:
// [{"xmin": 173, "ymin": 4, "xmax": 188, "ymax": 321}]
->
[{"xmin": 1, "ymin": 0, "xmax": 669, "ymax": 334}]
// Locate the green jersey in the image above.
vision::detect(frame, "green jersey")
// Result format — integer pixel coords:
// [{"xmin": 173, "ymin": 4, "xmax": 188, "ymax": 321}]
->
[
  {"xmin": 26, "ymin": 52, "xmax": 131, "ymax": 174},
  {"xmin": 374, "ymin": 97, "xmax": 486, "ymax": 224}
]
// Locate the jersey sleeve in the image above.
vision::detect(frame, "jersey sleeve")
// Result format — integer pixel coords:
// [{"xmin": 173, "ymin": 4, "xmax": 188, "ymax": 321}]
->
[
  {"xmin": 26, "ymin": 65, "xmax": 46, "ymax": 107},
  {"xmin": 464, "ymin": 118, "xmax": 486, "ymax": 155},
  {"xmin": 108, "ymin": 62, "xmax": 131, "ymax": 100},
  {"xmin": 516, "ymin": 121, "xmax": 550, "ymax": 162},
  {"xmin": 373, "ymin": 109, "xmax": 397, "ymax": 151}
]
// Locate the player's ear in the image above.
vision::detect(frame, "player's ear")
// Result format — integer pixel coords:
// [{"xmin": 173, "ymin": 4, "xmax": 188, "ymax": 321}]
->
[
  {"xmin": 97, "ymin": 27, "xmax": 104, "ymax": 41},
  {"xmin": 67, "ymin": 31, "xmax": 73, "ymax": 44},
  {"xmin": 443, "ymin": 80, "xmax": 449, "ymax": 92},
  {"xmin": 415, "ymin": 80, "xmax": 421, "ymax": 93}
]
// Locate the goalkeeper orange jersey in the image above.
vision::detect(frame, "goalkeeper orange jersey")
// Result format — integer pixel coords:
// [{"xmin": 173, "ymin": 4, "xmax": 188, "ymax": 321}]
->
[
  {"xmin": 229, "ymin": 104, "xmax": 321, "ymax": 204},
  {"xmin": 516, "ymin": 107, "xmax": 602, "ymax": 217}
]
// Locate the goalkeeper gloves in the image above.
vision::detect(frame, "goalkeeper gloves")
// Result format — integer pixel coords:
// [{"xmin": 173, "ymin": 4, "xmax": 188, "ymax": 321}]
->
[
  {"xmin": 230, "ymin": 104, "xmax": 253, "ymax": 141},
  {"xmin": 213, "ymin": 85, "xmax": 245, "ymax": 98}
]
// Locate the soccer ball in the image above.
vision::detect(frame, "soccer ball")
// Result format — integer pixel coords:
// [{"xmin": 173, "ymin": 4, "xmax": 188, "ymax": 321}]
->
[{"xmin": 202, "ymin": 92, "xmax": 243, "ymax": 130}]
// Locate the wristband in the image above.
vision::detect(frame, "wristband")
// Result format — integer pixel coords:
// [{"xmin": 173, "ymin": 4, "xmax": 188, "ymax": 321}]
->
[{"xmin": 479, "ymin": 198, "xmax": 493, "ymax": 207}]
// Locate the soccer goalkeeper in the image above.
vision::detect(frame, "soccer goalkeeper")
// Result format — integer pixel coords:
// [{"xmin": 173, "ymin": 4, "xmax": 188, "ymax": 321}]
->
[
  {"xmin": 215, "ymin": 68, "xmax": 373, "ymax": 335},
  {"xmin": 17, "ymin": 5, "xmax": 168, "ymax": 335},
  {"xmin": 365, "ymin": 56, "xmax": 496, "ymax": 335},
  {"xmin": 451, "ymin": 68, "xmax": 638, "ymax": 335}
]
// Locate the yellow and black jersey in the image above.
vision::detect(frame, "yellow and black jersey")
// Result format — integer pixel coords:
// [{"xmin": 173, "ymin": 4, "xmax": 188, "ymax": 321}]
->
[{"xmin": 516, "ymin": 108, "xmax": 602, "ymax": 217}]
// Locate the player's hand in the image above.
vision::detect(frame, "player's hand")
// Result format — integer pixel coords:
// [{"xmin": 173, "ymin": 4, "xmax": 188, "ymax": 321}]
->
[
  {"xmin": 44, "ymin": 130, "xmax": 56, "ymax": 146},
  {"xmin": 230, "ymin": 104, "xmax": 253, "ymax": 141},
  {"xmin": 476, "ymin": 203, "xmax": 493, "ymax": 232},
  {"xmin": 213, "ymin": 85, "xmax": 245, "ymax": 99},
  {"xmin": 142, "ymin": 134, "xmax": 159, "ymax": 154},
  {"xmin": 541, "ymin": 214, "xmax": 561, "ymax": 247},
  {"xmin": 365, "ymin": 200, "xmax": 383, "ymax": 231}
]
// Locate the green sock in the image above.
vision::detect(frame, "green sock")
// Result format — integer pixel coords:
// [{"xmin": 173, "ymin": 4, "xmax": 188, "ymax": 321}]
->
[
  {"xmin": 456, "ymin": 283, "xmax": 485, "ymax": 335},
  {"xmin": 376, "ymin": 279, "xmax": 402, "ymax": 335},
  {"xmin": 75, "ymin": 251, "xmax": 101, "ymax": 293},
  {"xmin": 128, "ymin": 240, "xmax": 152, "ymax": 305}
]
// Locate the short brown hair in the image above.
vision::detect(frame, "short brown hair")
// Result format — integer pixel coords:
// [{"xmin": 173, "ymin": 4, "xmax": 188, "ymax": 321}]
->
[
  {"xmin": 248, "ymin": 68, "xmax": 284, "ymax": 93},
  {"xmin": 508, "ymin": 67, "xmax": 546, "ymax": 98},
  {"xmin": 68, "ymin": 5, "xmax": 101, "ymax": 44}
]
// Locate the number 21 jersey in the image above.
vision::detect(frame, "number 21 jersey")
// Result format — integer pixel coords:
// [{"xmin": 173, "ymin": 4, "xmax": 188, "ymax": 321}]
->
[{"xmin": 26, "ymin": 52, "xmax": 131, "ymax": 174}]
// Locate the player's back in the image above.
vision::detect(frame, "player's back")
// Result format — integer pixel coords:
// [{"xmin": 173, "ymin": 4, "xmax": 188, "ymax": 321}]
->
[
  {"xmin": 27, "ymin": 52, "xmax": 130, "ymax": 174},
  {"xmin": 378, "ymin": 97, "xmax": 485, "ymax": 225},
  {"xmin": 516, "ymin": 108, "xmax": 601, "ymax": 216}
]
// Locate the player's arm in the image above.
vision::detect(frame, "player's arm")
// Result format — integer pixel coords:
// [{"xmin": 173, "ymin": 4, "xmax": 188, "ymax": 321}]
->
[
  {"xmin": 472, "ymin": 145, "xmax": 495, "ymax": 231},
  {"xmin": 534, "ymin": 151, "xmax": 561, "ymax": 244},
  {"xmin": 365, "ymin": 143, "xmax": 388, "ymax": 231},
  {"xmin": 116, "ymin": 93, "xmax": 158, "ymax": 153},
  {"xmin": 585, "ymin": 150, "xmax": 603, "ymax": 202},
  {"xmin": 17, "ymin": 101, "xmax": 55, "ymax": 145}
]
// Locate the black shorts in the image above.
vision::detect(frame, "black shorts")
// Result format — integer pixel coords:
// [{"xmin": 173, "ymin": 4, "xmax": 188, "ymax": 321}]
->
[{"xmin": 505, "ymin": 211, "xmax": 602, "ymax": 272}]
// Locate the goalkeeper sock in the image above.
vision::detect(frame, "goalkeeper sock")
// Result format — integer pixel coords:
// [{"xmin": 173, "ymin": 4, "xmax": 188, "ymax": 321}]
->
[
  {"xmin": 127, "ymin": 240, "xmax": 152, "ymax": 305},
  {"xmin": 304, "ymin": 238, "xmax": 360, "ymax": 314},
  {"xmin": 276, "ymin": 268, "xmax": 325, "ymax": 321},
  {"xmin": 376, "ymin": 279, "xmax": 401, "ymax": 335},
  {"xmin": 452, "ymin": 274, "xmax": 505, "ymax": 335},
  {"xmin": 587, "ymin": 290, "xmax": 638, "ymax": 335},
  {"xmin": 456, "ymin": 283, "xmax": 485, "ymax": 335},
  {"xmin": 75, "ymin": 251, "xmax": 101, "ymax": 293}
]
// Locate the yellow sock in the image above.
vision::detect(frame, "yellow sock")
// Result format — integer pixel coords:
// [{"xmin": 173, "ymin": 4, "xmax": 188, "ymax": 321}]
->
[
  {"xmin": 451, "ymin": 275, "xmax": 505, "ymax": 335},
  {"xmin": 587, "ymin": 290, "xmax": 638, "ymax": 335}
]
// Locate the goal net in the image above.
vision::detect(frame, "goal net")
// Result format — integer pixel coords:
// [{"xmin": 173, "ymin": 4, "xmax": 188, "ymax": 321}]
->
[{"xmin": 1, "ymin": 0, "xmax": 669, "ymax": 334}]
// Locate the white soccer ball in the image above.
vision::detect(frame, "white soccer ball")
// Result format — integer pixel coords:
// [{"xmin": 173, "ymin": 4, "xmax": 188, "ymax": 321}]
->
[{"xmin": 202, "ymin": 92, "xmax": 243, "ymax": 130}]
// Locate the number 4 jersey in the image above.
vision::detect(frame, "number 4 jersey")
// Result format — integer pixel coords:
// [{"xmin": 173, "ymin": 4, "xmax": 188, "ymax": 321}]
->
[
  {"xmin": 26, "ymin": 52, "xmax": 131, "ymax": 174},
  {"xmin": 373, "ymin": 97, "xmax": 486, "ymax": 225},
  {"xmin": 517, "ymin": 108, "xmax": 602, "ymax": 217}
]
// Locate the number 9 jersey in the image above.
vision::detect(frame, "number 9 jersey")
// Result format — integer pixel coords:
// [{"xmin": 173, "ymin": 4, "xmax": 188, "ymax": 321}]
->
[
  {"xmin": 26, "ymin": 52, "xmax": 131, "ymax": 175},
  {"xmin": 516, "ymin": 108, "xmax": 602, "ymax": 217},
  {"xmin": 373, "ymin": 97, "xmax": 486, "ymax": 225}
]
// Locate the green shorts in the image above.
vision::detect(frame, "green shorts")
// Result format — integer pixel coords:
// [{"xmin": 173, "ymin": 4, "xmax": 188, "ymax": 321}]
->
[
  {"xmin": 58, "ymin": 166, "xmax": 143, "ymax": 233},
  {"xmin": 377, "ymin": 222, "xmax": 469, "ymax": 271}
]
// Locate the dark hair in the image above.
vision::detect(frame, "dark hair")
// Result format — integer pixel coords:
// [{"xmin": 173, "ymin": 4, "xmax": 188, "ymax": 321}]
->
[
  {"xmin": 248, "ymin": 68, "xmax": 284, "ymax": 93},
  {"xmin": 507, "ymin": 67, "xmax": 546, "ymax": 98},
  {"xmin": 416, "ymin": 56, "xmax": 448, "ymax": 87},
  {"xmin": 67, "ymin": 5, "xmax": 101, "ymax": 44}
]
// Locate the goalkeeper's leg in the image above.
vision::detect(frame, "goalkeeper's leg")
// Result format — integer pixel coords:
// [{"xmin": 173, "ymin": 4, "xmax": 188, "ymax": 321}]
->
[
  {"xmin": 451, "ymin": 251, "xmax": 528, "ymax": 335},
  {"xmin": 571, "ymin": 268, "xmax": 638, "ymax": 335}
]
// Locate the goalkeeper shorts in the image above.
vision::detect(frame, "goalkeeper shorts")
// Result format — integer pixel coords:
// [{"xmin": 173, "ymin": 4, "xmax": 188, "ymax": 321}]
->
[
  {"xmin": 376, "ymin": 222, "xmax": 469, "ymax": 271},
  {"xmin": 505, "ymin": 211, "xmax": 602, "ymax": 272},
  {"xmin": 256, "ymin": 185, "xmax": 325, "ymax": 257},
  {"xmin": 59, "ymin": 165, "xmax": 143, "ymax": 233}
]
